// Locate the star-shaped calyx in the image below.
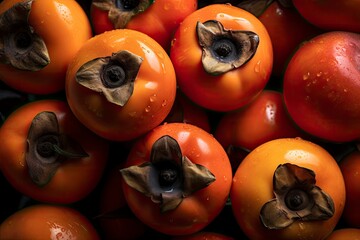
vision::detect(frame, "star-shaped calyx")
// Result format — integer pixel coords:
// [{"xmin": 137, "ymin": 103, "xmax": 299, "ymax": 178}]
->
[
  {"xmin": 120, "ymin": 135, "xmax": 216, "ymax": 213},
  {"xmin": 76, "ymin": 50, "xmax": 143, "ymax": 106},
  {"xmin": 260, "ymin": 163, "xmax": 335, "ymax": 229},
  {"xmin": 196, "ymin": 20, "xmax": 259, "ymax": 75},
  {"xmin": 26, "ymin": 111, "xmax": 88, "ymax": 187},
  {"xmin": 0, "ymin": 0, "xmax": 49, "ymax": 71},
  {"xmin": 92, "ymin": 0, "xmax": 154, "ymax": 29}
]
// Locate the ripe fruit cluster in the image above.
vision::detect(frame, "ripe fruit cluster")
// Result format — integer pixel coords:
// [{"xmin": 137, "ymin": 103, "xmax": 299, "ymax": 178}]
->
[{"xmin": 0, "ymin": 0, "xmax": 359, "ymax": 239}]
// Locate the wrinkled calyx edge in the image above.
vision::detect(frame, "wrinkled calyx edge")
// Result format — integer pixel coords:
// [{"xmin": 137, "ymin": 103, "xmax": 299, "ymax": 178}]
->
[
  {"xmin": 92, "ymin": 0, "xmax": 154, "ymax": 29},
  {"xmin": 0, "ymin": 0, "xmax": 50, "ymax": 71},
  {"xmin": 120, "ymin": 135, "xmax": 216, "ymax": 213},
  {"xmin": 260, "ymin": 163, "xmax": 335, "ymax": 230},
  {"xmin": 26, "ymin": 111, "xmax": 88, "ymax": 187},
  {"xmin": 196, "ymin": 20, "xmax": 259, "ymax": 76},
  {"xmin": 76, "ymin": 50, "xmax": 143, "ymax": 106}
]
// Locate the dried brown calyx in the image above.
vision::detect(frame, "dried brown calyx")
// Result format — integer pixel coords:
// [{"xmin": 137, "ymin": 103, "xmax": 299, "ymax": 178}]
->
[
  {"xmin": 26, "ymin": 111, "xmax": 88, "ymax": 187},
  {"xmin": 196, "ymin": 20, "xmax": 259, "ymax": 76},
  {"xmin": 120, "ymin": 135, "xmax": 216, "ymax": 213},
  {"xmin": 92, "ymin": 0, "xmax": 154, "ymax": 29},
  {"xmin": 76, "ymin": 50, "xmax": 143, "ymax": 106},
  {"xmin": 0, "ymin": 0, "xmax": 50, "ymax": 71},
  {"xmin": 260, "ymin": 163, "xmax": 335, "ymax": 229}
]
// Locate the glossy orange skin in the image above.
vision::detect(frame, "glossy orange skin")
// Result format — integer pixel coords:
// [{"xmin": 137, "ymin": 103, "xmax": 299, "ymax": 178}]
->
[
  {"xmin": 122, "ymin": 123, "xmax": 232, "ymax": 236},
  {"xmin": 292, "ymin": 0, "xmax": 360, "ymax": 33},
  {"xmin": 339, "ymin": 150, "xmax": 360, "ymax": 228},
  {"xmin": 66, "ymin": 29, "xmax": 177, "ymax": 141},
  {"xmin": 325, "ymin": 228, "xmax": 360, "ymax": 240},
  {"xmin": 231, "ymin": 138, "xmax": 346, "ymax": 240},
  {"xmin": 0, "ymin": 100, "xmax": 109, "ymax": 204},
  {"xmin": 97, "ymin": 164, "xmax": 148, "ymax": 240},
  {"xmin": 258, "ymin": 1, "xmax": 322, "ymax": 77},
  {"xmin": 215, "ymin": 90, "xmax": 306, "ymax": 151},
  {"xmin": 0, "ymin": 204, "xmax": 100, "ymax": 240},
  {"xmin": 0, "ymin": 0, "xmax": 92, "ymax": 94},
  {"xmin": 283, "ymin": 31, "xmax": 360, "ymax": 142},
  {"xmin": 170, "ymin": 4, "xmax": 273, "ymax": 112},
  {"xmin": 90, "ymin": 0, "xmax": 197, "ymax": 51}
]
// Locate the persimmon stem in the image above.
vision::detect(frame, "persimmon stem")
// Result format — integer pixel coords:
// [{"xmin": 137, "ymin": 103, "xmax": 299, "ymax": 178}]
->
[
  {"xmin": 120, "ymin": 135, "xmax": 215, "ymax": 213},
  {"xmin": 260, "ymin": 163, "xmax": 335, "ymax": 230},
  {"xmin": 197, "ymin": 20, "xmax": 259, "ymax": 75},
  {"xmin": 158, "ymin": 163, "xmax": 179, "ymax": 188},
  {"xmin": 285, "ymin": 189, "xmax": 310, "ymax": 211}
]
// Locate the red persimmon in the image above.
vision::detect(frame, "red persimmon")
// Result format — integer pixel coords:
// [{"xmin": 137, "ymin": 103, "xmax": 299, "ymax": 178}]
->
[
  {"xmin": 292, "ymin": 0, "xmax": 360, "ymax": 33},
  {"xmin": 283, "ymin": 31, "xmax": 360, "ymax": 142},
  {"xmin": 170, "ymin": 4, "xmax": 273, "ymax": 112},
  {"xmin": 90, "ymin": 0, "xmax": 197, "ymax": 51},
  {"xmin": 120, "ymin": 122, "xmax": 232, "ymax": 236},
  {"xmin": 96, "ymin": 163, "xmax": 148, "ymax": 240},
  {"xmin": 0, "ymin": 0, "xmax": 92, "ymax": 94},
  {"xmin": 256, "ymin": 1, "xmax": 322, "ymax": 77},
  {"xmin": 66, "ymin": 29, "xmax": 177, "ymax": 141},
  {"xmin": 339, "ymin": 149, "xmax": 360, "ymax": 228},
  {"xmin": 231, "ymin": 138, "xmax": 346, "ymax": 240},
  {"xmin": 0, "ymin": 204, "xmax": 100, "ymax": 239},
  {"xmin": 0, "ymin": 100, "xmax": 109, "ymax": 204}
]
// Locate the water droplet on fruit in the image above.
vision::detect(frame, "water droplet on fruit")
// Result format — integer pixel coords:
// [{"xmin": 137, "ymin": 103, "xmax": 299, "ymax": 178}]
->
[
  {"xmin": 149, "ymin": 94, "xmax": 157, "ymax": 102},
  {"xmin": 254, "ymin": 60, "xmax": 261, "ymax": 73},
  {"xmin": 171, "ymin": 38, "xmax": 176, "ymax": 47},
  {"xmin": 145, "ymin": 106, "xmax": 151, "ymax": 112},
  {"xmin": 303, "ymin": 72, "xmax": 310, "ymax": 80},
  {"xmin": 161, "ymin": 100, "xmax": 167, "ymax": 107}
]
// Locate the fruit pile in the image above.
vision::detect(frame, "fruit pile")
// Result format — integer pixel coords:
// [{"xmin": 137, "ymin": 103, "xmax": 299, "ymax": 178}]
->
[{"xmin": 0, "ymin": 0, "xmax": 359, "ymax": 239}]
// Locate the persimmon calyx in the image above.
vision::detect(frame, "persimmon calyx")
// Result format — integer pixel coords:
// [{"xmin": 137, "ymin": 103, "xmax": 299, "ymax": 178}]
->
[
  {"xmin": 120, "ymin": 135, "xmax": 216, "ymax": 213},
  {"xmin": 0, "ymin": 0, "xmax": 50, "ymax": 71},
  {"xmin": 76, "ymin": 50, "xmax": 143, "ymax": 106},
  {"xmin": 260, "ymin": 163, "xmax": 335, "ymax": 230},
  {"xmin": 26, "ymin": 111, "xmax": 88, "ymax": 187},
  {"xmin": 92, "ymin": 0, "xmax": 154, "ymax": 29},
  {"xmin": 196, "ymin": 20, "xmax": 259, "ymax": 76}
]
